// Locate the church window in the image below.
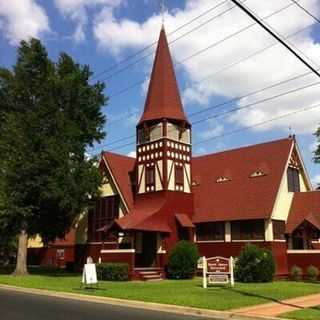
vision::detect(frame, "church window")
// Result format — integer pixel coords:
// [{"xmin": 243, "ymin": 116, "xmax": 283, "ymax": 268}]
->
[
  {"xmin": 145, "ymin": 166, "xmax": 155, "ymax": 188},
  {"xmin": 231, "ymin": 220, "xmax": 264, "ymax": 241},
  {"xmin": 196, "ymin": 222, "xmax": 225, "ymax": 241},
  {"xmin": 272, "ymin": 220, "xmax": 286, "ymax": 240},
  {"xmin": 150, "ymin": 123, "xmax": 162, "ymax": 141},
  {"xmin": 175, "ymin": 165, "xmax": 184, "ymax": 187},
  {"xmin": 287, "ymin": 167, "xmax": 300, "ymax": 192},
  {"xmin": 88, "ymin": 196, "xmax": 120, "ymax": 242},
  {"xmin": 138, "ymin": 127, "xmax": 150, "ymax": 144}
]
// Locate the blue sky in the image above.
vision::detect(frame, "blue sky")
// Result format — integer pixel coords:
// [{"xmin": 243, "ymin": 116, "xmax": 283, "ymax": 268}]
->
[{"xmin": 0, "ymin": 0, "xmax": 319, "ymax": 186}]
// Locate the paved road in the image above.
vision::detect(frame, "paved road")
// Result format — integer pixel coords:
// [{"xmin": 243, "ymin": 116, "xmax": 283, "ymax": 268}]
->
[{"xmin": 0, "ymin": 288, "xmax": 207, "ymax": 320}]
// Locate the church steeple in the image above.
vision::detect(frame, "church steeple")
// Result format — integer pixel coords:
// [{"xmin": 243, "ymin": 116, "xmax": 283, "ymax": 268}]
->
[
  {"xmin": 138, "ymin": 27, "xmax": 189, "ymax": 125},
  {"xmin": 135, "ymin": 27, "xmax": 192, "ymax": 195}
]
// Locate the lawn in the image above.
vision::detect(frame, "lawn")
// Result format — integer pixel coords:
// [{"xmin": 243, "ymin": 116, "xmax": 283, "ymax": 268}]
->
[
  {"xmin": 0, "ymin": 267, "xmax": 320, "ymax": 311},
  {"xmin": 280, "ymin": 306, "xmax": 320, "ymax": 320}
]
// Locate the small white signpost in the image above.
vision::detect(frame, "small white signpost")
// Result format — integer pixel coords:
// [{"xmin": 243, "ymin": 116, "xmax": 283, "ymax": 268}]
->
[
  {"xmin": 202, "ymin": 256, "xmax": 234, "ymax": 288},
  {"xmin": 82, "ymin": 257, "xmax": 98, "ymax": 288}
]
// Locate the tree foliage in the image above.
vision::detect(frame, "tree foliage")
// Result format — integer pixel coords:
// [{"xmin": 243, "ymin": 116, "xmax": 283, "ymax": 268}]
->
[{"xmin": 0, "ymin": 39, "xmax": 106, "ymax": 271}]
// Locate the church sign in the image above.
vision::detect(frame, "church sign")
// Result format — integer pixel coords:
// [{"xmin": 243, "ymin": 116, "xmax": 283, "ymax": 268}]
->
[{"xmin": 202, "ymin": 256, "xmax": 234, "ymax": 288}]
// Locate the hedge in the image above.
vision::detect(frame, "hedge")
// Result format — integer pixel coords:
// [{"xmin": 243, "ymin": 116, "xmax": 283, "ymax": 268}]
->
[{"xmin": 96, "ymin": 263, "xmax": 129, "ymax": 281}]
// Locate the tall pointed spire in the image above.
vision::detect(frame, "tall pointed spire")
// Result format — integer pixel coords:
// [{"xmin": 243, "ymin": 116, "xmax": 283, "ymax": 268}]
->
[{"xmin": 138, "ymin": 27, "xmax": 189, "ymax": 125}]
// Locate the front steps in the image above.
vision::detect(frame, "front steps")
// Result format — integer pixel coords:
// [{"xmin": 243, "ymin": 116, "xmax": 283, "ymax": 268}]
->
[{"xmin": 134, "ymin": 267, "xmax": 164, "ymax": 281}]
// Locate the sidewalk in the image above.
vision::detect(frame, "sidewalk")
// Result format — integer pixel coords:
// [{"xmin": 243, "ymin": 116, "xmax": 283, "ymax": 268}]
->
[
  {"xmin": 0, "ymin": 284, "xmax": 282, "ymax": 320},
  {"xmin": 232, "ymin": 293, "xmax": 320, "ymax": 317}
]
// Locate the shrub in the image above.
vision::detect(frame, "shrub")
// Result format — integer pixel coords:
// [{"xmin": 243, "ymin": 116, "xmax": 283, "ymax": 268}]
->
[
  {"xmin": 234, "ymin": 244, "xmax": 275, "ymax": 283},
  {"xmin": 167, "ymin": 240, "xmax": 199, "ymax": 279},
  {"xmin": 290, "ymin": 265, "xmax": 303, "ymax": 281},
  {"xmin": 96, "ymin": 263, "xmax": 129, "ymax": 281},
  {"xmin": 307, "ymin": 265, "xmax": 319, "ymax": 282}
]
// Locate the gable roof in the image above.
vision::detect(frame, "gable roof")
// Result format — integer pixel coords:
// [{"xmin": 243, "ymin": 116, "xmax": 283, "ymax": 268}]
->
[
  {"xmin": 101, "ymin": 151, "xmax": 136, "ymax": 210},
  {"xmin": 192, "ymin": 138, "xmax": 294, "ymax": 223},
  {"xmin": 286, "ymin": 191, "xmax": 320, "ymax": 233},
  {"xmin": 114, "ymin": 196, "xmax": 171, "ymax": 233},
  {"xmin": 138, "ymin": 27, "xmax": 189, "ymax": 125}
]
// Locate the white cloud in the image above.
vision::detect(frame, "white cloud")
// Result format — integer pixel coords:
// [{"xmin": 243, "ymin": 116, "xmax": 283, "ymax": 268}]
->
[
  {"xmin": 93, "ymin": 0, "xmax": 320, "ymax": 135},
  {"xmin": 309, "ymin": 140, "xmax": 317, "ymax": 152},
  {"xmin": 0, "ymin": 0, "xmax": 50, "ymax": 45},
  {"xmin": 199, "ymin": 119, "xmax": 224, "ymax": 139},
  {"xmin": 54, "ymin": 0, "xmax": 122, "ymax": 42},
  {"xmin": 127, "ymin": 150, "xmax": 136, "ymax": 158},
  {"xmin": 312, "ymin": 174, "xmax": 320, "ymax": 187}
]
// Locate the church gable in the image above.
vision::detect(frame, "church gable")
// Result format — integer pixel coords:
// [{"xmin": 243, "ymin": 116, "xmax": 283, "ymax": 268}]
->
[
  {"xmin": 271, "ymin": 140, "xmax": 313, "ymax": 222},
  {"xmin": 101, "ymin": 151, "xmax": 136, "ymax": 212}
]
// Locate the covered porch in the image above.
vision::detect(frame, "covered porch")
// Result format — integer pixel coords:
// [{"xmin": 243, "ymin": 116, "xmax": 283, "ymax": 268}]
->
[{"xmin": 97, "ymin": 202, "xmax": 194, "ymax": 279}]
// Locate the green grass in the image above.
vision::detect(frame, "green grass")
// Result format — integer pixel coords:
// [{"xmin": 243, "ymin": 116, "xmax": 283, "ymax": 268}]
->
[
  {"xmin": 0, "ymin": 267, "xmax": 320, "ymax": 311},
  {"xmin": 281, "ymin": 306, "xmax": 320, "ymax": 320}
]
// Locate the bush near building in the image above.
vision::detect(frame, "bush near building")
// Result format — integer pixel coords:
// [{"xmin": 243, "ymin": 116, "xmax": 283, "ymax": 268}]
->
[
  {"xmin": 290, "ymin": 265, "xmax": 303, "ymax": 281},
  {"xmin": 167, "ymin": 240, "xmax": 199, "ymax": 279},
  {"xmin": 234, "ymin": 244, "xmax": 275, "ymax": 283},
  {"xmin": 96, "ymin": 263, "xmax": 129, "ymax": 281},
  {"xmin": 306, "ymin": 265, "xmax": 319, "ymax": 282}
]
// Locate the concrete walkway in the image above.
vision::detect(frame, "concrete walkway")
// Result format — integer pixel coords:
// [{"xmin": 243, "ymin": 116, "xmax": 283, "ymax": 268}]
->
[{"xmin": 232, "ymin": 293, "xmax": 320, "ymax": 317}]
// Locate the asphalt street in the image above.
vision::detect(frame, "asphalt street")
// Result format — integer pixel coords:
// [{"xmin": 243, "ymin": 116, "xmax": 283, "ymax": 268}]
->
[{"xmin": 0, "ymin": 288, "xmax": 208, "ymax": 320}]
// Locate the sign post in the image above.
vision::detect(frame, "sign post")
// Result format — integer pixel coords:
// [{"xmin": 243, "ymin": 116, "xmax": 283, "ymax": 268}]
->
[
  {"xmin": 202, "ymin": 256, "xmax": 207, "ymax": 289},
  {"xmin": 202, "ymin": 256, "xmax": 234, "ymax": 288}
]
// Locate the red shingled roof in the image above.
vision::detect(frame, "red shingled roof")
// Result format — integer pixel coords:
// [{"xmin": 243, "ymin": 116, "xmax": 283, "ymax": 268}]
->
[
  {"xmin": 192, "ymin": 138, "xmax": 294, "ymax": 223},
  {"xmin": 102, "ymin": 151, "xmax": 136, "ymax": 210},
  {"xmin": 286, "ymin": 191, "xmax": 320, "ymax": 233},
  {"xmin": 102, "ymin": 138, "xmax": 295, "ymax": 225},
  {"xmin": 175, "ymin": 214, "xmax": 195, "ymax": 228},
  {"xmin": 115, "ymin": 196, "xmax": 171, "ymax": 233},
  {"xmin": 138, "ymin": 27, "xmax": 188, "ymax": 125}
]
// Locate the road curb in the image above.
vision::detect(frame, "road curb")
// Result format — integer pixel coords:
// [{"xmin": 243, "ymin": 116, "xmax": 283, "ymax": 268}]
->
[{"xmin": 0, "ymin": 284, "xmax": 287, "ymax": 320}]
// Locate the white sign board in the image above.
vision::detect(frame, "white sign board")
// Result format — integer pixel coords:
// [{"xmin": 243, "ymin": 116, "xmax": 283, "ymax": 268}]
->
[
  {"xmin": 82, "ymin": 263, "xmax": 98, "ymax": 285},
  {"xmin": 202, "ymin": 256, "xmax": 234, "ymax": 288},
  {"xmin": 208, "ymin": 274, "xmax": 229, "ymax": 284}
]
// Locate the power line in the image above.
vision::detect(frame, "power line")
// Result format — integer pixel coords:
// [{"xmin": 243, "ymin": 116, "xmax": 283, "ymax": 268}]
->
[
  {"xmin": 192, "ymin": 80, "xmax": 320, "ymax": 124},
  {"xmin": 99, "ymin": 1, "xmax": 245, "ymax": 82},
  {"xmin": 109, "ymin": 23, "xmax": 312, "ymax": 100},
  {"xmin": 229, "ymin": 0, "xmax": 320, "ymax": 78},
  {"xmin": 89, "ymin": 78, "xmax": 320, "ymax": 153},
  {"xmin": 87, "ymin": 1, "xmax": 318, "ymax": 153},
  {"xmin": 90, "ymin": 0, "xmax": 231, "ymax": 81},
  {"xmin": 107, "ymin": 0, "xmax": 298, "ymax": 102},
  {"xmin": 93, "ymin": 70, "xmax": 316, "ymax": 149},
  {"xmin": 290, "ymin": 0, "xmax": 320, "ymax": 25},
  {"xmin": 102, "ymin": 1, "xmax": 295, "ymax": 83},
  {"xmin": 194, "ymin": 102, "xmax": 320, "ymax": 146},
  {"xmin": 107, "ymin": 21, "xmax": 314, "ymax": 128},
  {"xmin": 100, "ymin": 69, "xmax": 316, "ymax": 148},
  {"xmin": 92, "ymin": 101, "xmax": 320, "ymax": 155}
]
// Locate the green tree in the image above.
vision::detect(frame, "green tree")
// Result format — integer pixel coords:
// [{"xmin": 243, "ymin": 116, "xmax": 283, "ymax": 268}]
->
[{"xmin": 0, "ymin": 39, "xmax": 106, "ymax": 275}]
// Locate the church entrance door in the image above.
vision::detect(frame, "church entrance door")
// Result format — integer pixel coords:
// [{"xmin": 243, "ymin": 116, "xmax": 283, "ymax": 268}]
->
[{"xmin": 140, "ymin": 232, "xmax": 157, "ymax": 267}]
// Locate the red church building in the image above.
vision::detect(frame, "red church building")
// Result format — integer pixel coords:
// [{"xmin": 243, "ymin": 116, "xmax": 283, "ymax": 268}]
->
[{"xmin": 28, "ymin": 27, "xmax": 320, "ymax": 280}]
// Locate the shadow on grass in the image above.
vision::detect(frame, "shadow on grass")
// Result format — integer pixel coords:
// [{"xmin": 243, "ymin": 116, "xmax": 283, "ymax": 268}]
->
[
  {"xmin": 0, "ymin": 266, "xmax": 80, "ymax": 278},
  {"xmin": 74, "ymin": 287, "xmax": 106, "ymax": 292},
  {"xmin": 221, "ymin": 285, "xmax": 320, "ymax": 311}
]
